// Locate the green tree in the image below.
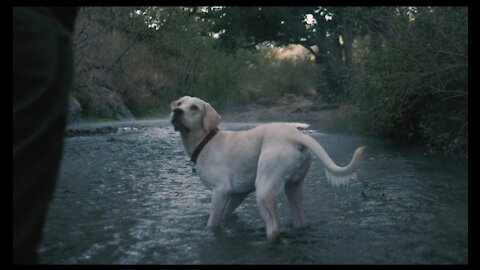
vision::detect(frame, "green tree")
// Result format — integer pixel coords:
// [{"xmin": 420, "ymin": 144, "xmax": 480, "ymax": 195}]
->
[
  {"xmin": 73, "ymin": 7, "xmax": 323, "ymax": 116},
  {"xmin": 350, "ymin": 7, "xmax": 467, "ymax": 154},
  {"xmin": 202, "ymin": 6, "xmax": 392, "ymax": 102}
]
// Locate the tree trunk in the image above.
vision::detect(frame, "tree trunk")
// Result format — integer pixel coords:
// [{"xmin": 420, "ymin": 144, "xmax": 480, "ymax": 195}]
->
[
  {"xmin": 302, "ymin": 24, "xmax": 342, "ymax": 102},
  {"xmin": 314, "ymin": 53, "xmax": 341, "ymax": 103}
]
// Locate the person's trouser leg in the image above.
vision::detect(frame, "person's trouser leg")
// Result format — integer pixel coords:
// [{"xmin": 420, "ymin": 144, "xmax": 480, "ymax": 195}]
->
[{"xmin": 13, "ymin": 7, "xmax": 73, "ymax": 264}]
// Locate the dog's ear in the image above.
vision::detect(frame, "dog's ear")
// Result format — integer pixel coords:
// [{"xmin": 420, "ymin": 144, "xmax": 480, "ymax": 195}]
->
[
  {"xmin": 170, "ymin": 100, "xmax": 178, "ymax": 110},
  {"xmin": 203, "ymin": 102, "xmax": 222, "ymax": 131}
]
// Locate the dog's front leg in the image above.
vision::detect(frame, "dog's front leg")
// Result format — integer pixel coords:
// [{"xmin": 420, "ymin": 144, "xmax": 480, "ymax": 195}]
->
[{"xmin": 206, "ymin": 190, "xmax": 229, "ymax": 227}]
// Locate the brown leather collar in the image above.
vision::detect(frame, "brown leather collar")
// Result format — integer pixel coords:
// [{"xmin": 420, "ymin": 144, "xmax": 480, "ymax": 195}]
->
[{"xmin": 191, "ymin": 128, "xmax": 219, "ymax": 164}]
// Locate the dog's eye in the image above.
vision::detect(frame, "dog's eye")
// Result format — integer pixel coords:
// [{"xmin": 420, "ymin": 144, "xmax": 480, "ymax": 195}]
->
[
  {"xmin": 190, "ymin": 105, "xmax": 199, "ymax": 111},
  {"xmin": 176, "ymin": 102, "xmax": 182, "ymax": 107}
]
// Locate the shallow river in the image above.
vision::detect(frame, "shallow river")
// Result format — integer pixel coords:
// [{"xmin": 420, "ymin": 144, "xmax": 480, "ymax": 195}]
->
[{"xmin": 38, "ymin": 119, "xmax": 468, "ymax": 264}]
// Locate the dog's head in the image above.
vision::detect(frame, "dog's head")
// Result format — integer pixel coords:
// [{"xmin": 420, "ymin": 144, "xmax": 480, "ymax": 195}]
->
[{"xmin": 170, "ymin": 96, "xmax": 222, "ymax": 133}]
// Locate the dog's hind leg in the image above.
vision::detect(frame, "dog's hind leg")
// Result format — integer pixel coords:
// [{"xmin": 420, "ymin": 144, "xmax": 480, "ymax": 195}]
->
[
  {"xmin": 285, "ymin": 182, "xmax": 308, "ymax": 228},
  {"xmin": 255, "ymin": 148, "xmax": 289, "ymax": 241},
  {"xmin": 285, "ymin": 152, "xmax": 311, "ymax": 229}
]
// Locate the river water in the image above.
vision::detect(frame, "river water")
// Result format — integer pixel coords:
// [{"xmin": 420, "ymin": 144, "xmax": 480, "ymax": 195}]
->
[{"xmin": 38, "ymin": 119, "xmax": 468, "ymax": 264}]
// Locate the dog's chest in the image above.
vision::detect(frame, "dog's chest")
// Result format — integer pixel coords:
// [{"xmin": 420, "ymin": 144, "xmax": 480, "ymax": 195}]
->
[{"xmin": 196, "ymin": 162, "xmax": 257, "ymax": 193}]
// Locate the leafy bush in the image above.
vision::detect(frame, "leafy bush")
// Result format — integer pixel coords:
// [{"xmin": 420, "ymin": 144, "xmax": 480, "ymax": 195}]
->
[{"xmin": 350, "ymin": 7, "xmax": 468, "ymax": 155}]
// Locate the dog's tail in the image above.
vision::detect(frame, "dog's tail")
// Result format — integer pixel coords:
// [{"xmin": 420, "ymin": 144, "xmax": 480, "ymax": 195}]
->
[{"xmin": 297, "ymin": 133, "xmax": 366, "ymax": 186}]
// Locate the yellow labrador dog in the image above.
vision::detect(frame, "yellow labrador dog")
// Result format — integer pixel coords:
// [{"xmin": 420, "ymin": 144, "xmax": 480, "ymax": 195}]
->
[{"xmin": 170, "ymin": 96, "xmax": 365, "ymax": 241}]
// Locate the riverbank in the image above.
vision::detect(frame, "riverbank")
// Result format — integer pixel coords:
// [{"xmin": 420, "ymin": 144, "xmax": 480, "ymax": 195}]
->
[
  {"xmin": 66, "ymin": 99, "xmax": 467, "ymax": 159},
  {"xmin": 66, "ymin": 96, "xmax": 359, "ymax": 136},
  {"xmin": 221, "ymin": 100, "xmax": 359, "ymax": 134}
]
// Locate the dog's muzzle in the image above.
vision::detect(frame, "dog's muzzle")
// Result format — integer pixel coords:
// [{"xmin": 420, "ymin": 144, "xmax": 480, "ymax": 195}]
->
[{"xmin": 171, "ymin": 108, "xmax": 188, "ymax": 132}]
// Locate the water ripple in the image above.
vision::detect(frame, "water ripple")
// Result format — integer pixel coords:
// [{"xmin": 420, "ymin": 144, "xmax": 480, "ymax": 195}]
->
[{"xmin": 39, "ymin": 120, "xmax": 468, "ymax": 264}]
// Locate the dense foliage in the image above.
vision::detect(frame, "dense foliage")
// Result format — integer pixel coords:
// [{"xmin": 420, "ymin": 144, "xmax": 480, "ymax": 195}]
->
[
  {"xmin": 71, "ymin": 6, "xmax": 467, "ymax": 155},
  {"xmin": 349, "ymin": 7, "xmax": 468, "ymax": 154},
  {"xmin": 204, "ymin": 6, "xmax": 468, "ymax": 155},
  {"xmin": 71, "ymin": 7, "xmax": 321, "ymax": 115}
]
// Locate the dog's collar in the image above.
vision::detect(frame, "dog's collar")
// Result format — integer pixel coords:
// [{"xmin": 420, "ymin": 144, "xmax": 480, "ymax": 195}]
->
[{"xmin": 191, "ymin": 128, "xmax": 219, "ymax": 164}]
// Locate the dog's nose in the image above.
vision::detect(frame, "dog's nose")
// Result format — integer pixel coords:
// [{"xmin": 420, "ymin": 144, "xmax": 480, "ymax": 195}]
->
[{"xmin": 173, "ymin": 108, "xmax": 184, "ymax": 115}]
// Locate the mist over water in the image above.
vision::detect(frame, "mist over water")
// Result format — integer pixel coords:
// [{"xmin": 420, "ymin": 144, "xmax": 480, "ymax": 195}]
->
[{"xmin": 39, "ymin": 120, "xmax": 467, "ymax": 264}]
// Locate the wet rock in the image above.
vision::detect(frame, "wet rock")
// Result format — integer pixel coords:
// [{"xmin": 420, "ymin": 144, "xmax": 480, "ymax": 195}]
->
[
  {"xmin": 80, "ymin": 84, "xmax": 135, "ymax": 121},
  {"xmin": 96, "ymin": 85, "xmax": 134, "ymax": 120}
]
